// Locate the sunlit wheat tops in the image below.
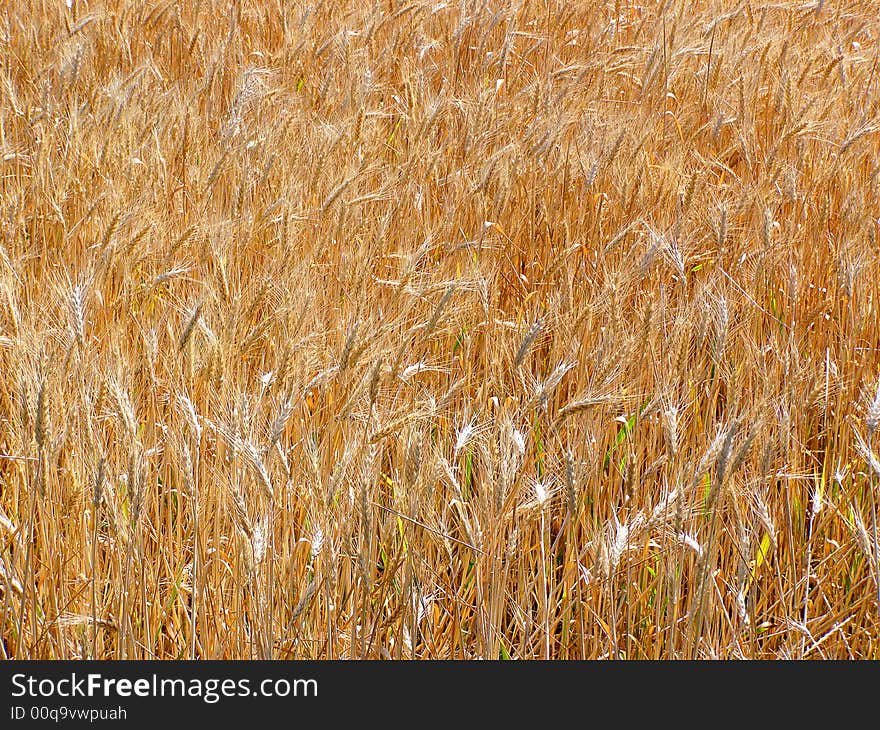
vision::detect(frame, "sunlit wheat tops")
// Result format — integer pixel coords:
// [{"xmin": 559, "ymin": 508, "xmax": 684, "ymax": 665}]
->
[{"xmin": 0, "ymin": 0, "xmax": 879, "ymax": 659}]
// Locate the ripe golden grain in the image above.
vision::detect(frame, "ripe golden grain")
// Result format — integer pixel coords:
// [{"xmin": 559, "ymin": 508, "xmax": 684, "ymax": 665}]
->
[{"xmin": 1, "ymin": 0, "xmax": 879, "ymax": 659}]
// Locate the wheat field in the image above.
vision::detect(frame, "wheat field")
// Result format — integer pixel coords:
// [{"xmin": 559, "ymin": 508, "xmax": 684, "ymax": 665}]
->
[{"xmin": 1, "ymin": 0, "xmax": 879, "ymax": 660}]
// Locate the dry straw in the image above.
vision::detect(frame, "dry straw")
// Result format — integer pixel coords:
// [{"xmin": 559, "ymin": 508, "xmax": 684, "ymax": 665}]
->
[{"xmin": 2, "ymin": 0, "xmax": 879, "ymax": 659}]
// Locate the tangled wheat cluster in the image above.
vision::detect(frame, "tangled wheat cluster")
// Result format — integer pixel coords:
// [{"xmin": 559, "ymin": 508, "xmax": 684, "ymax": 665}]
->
[{"xmin": 1, "ymin": 0, "xmax": 880, "ymax": 658}]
